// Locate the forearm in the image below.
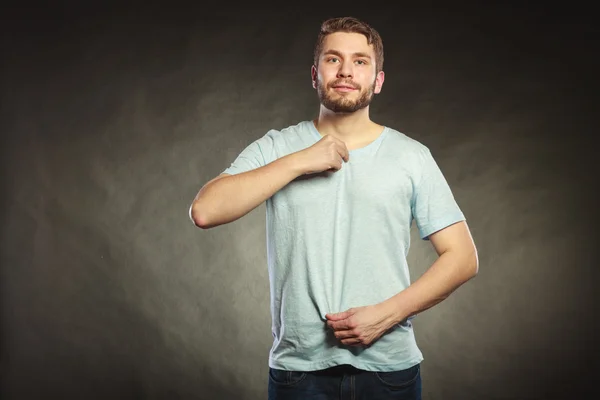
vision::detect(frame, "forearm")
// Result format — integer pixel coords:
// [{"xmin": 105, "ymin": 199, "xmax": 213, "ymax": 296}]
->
[
  {"xmin": 191, "ymin": 153, "xmax": 304, "ymax": 229},
  {"xmin": 381, "ymin": 250, "xmax": 478, "ymax": 324}
]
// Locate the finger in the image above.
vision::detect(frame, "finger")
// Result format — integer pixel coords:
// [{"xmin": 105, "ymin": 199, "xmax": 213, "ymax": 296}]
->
[
  {"xmin": 331, "ymin": 321, "xmax": 350, "ymax": 331},
  {"xmin": 334, "ymin": 329, "xmax": 354, "ymax": 339},
  {"xmin": 338, "ymin": 144, "xmax": 349, "ymax": 162}
]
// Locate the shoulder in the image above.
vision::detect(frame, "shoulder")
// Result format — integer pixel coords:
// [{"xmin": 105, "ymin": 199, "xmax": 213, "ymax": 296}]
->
[
  {"xmin": 249, "ymin": 121, "xmax": 305, "ymax": 145},
  {"xmin": 382, "ymin": 126, "xmax": 432, "ymax": 160},
  {"xmin": 265, "ymin": 120, "xmax": 313, "ymax": 139},
  {"xmin": 249, "ymin": 121, "xmax": 316, "ymax": 162},
  {"xmin": 261, "ymin": 120, "xmax": 317, "ymax": 149}
]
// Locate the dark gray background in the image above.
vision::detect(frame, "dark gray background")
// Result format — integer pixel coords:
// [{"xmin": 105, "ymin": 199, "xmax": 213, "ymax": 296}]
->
[{"xmin": 1, "ymin": 3, "xmax": 597, "ymax": 399}]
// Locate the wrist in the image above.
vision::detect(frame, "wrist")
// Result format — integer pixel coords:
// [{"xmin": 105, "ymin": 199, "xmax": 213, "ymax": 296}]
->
[
  {"xmin": 380, "ymin": 296, "xmax": 410, "ymax": 326},
  {"xmin": 284, "ymin": 151, "xmax": 308, "ymax": 176}
]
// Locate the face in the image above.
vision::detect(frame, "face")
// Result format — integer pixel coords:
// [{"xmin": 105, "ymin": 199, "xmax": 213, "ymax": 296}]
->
[{"xmin": 312, "ymin": 32, "xmax": 384, "ymax": 114}]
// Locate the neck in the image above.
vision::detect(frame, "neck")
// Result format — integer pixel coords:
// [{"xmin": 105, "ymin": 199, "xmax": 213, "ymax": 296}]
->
[{"xmin": 314, "ymin": 106, "xmax": 375, "ymax": 139}]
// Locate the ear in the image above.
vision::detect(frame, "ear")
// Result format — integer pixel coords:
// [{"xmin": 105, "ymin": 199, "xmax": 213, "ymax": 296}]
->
[
  {"xmin": 311, "ymin": 65, "xmax": 317, "ymax": 89},
  {"xmin": 374, "ymin": 70, "xmax": 385, "ymax": 94}
]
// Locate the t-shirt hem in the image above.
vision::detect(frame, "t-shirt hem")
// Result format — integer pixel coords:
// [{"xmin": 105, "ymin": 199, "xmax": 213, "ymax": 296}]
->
[
  {"xmin": 420, "ymin": 213, "xmax": 466, "ymax": 240},
  {"xmin": 222, "ymin": 167, "xmax": 242, "ymax": 175},
  {"xmin": 268, "ymin": 354, "xmax": 424, "ymax": 372}
]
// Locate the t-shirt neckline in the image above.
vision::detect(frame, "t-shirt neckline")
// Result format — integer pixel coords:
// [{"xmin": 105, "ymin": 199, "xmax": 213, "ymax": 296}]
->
[{"xmin": 307, "ymin": 120, "xmax": 388, "ymax": 155}]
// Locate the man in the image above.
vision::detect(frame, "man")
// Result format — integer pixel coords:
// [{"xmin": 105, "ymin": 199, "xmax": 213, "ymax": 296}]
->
[{"xmin": 190, "ymin": 16, "xmax": 478, "ymax": 400}]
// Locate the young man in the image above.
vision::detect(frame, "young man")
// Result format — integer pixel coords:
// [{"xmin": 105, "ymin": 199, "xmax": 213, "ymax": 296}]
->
[{"xmin": 190, "ymin": 16, "xmax": 478, "ymax": 400}]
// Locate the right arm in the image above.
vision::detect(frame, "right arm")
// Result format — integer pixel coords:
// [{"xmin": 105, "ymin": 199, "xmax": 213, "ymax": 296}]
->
[{"xmin": 189, "ymin": 152, "xmax": 306, "ymax": 229}]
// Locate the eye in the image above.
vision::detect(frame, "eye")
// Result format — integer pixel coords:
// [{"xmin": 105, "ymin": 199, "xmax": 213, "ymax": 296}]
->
[
  {"xmin": 355, "ymin": 59, "xmax": 367, "ymax": 65},
  {"xmin": 327, "ymin": 57, "xmax": 339, "ymax": 63}
]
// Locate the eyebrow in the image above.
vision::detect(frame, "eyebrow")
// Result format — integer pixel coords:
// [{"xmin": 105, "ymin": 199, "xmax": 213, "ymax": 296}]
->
[{"xmin": 323, "ymin": 49, "xmax": 372, "ymax": 59}]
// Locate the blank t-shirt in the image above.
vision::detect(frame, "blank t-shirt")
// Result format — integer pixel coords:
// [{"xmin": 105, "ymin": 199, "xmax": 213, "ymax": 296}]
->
[{"xmin": 222, "ymin": 120, "xmax": 465, "ymax": 372}]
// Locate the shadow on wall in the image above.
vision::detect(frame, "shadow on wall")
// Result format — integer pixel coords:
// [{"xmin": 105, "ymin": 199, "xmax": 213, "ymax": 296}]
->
[{"xmin": 0, "ymin": 151, "xmax": 251, "ymax": 398}]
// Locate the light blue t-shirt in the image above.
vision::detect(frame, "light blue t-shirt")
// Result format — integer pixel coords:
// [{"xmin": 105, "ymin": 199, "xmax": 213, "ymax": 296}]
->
[{"xmin": 222, "ymin": 120, "xmax": 465, "ymax": 372}]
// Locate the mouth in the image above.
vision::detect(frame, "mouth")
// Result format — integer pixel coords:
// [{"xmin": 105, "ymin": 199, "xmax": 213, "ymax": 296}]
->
[{"xmin": 332, "ymin": 86, "xmax": 357, "ymax": 92}]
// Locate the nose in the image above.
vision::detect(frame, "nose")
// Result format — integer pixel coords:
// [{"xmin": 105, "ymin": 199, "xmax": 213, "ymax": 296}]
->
[{"xmin": 336, "ymin": 61, "xmax": 353, "ymax": 79}]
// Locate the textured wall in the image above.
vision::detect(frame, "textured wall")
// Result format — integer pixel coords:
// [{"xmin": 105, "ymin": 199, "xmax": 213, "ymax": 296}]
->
[{"xmin": 1, "ymin": 4, "xmax": 597, "ymax": 400}]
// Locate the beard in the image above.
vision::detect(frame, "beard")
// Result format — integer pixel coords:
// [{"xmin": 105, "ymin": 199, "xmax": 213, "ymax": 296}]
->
[{"xmin": 317, "ymin": 77, "xmax": 376, "ymax": 113}]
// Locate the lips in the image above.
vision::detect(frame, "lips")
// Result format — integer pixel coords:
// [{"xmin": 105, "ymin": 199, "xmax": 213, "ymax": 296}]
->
[{"xmin": 332, "ymin": 85, "xmax": 357, "ymax": 92}]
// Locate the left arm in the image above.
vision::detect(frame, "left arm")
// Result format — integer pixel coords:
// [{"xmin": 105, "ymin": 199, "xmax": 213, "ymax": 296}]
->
[
  {"xmin": 326, "ymin": 220, "xmax": 478, "ymax": 346},
  {"xmin": 326, "ymin": 147, "xmax": 478, "ymax": 346},
  {"xmin": 380, "ymin": 220, "xmax": 479, "ymax": 325}
]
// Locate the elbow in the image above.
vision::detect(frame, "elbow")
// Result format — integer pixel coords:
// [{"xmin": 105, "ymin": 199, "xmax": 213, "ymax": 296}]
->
[
  {"xmin": 453, "ymin": 248, "xmax": 479, "ymax": 282},
  {"xmin": 467, "ymin": 249, "xmax": 479, "ymax": 279},
  {"xmin": 189, "ymin": 201, "xmax": 210, "ymax": 229}
]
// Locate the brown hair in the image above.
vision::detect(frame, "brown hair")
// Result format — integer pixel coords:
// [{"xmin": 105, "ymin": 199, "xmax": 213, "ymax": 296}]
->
[{"xmin": 313, "ymin": 16, "xmax": 384, "ymax": 73}]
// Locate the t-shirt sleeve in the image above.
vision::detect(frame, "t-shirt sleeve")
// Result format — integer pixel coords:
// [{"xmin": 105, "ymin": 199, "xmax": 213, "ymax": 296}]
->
[
  {"xmin": 411, "ymin": 146, "xmax": 466, "ymax": 241},
  {"xmin": 222, "ymin": 132, "xmax": 275, "ymax": 175}
]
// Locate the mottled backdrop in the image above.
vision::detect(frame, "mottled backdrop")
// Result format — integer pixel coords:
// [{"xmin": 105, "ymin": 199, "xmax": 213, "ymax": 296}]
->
[{"xmin": 1, "ymin": 3, "xmax": 597, "ymax": 400}]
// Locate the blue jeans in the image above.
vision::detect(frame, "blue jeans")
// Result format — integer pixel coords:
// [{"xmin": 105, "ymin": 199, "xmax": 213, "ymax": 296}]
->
[{"xmin": 268, "ymin": 363, "xmax": 421, "ymax": 400}]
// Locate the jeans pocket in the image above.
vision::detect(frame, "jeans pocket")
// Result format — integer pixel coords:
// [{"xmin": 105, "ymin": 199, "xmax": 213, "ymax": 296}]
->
[
  {"xmin": 268, "ymin": 367, "xmax": 308, "ymax": 386},
  {"xmin": 374, "ymin": 363, "xmax": 420, "ymax": 389}
]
